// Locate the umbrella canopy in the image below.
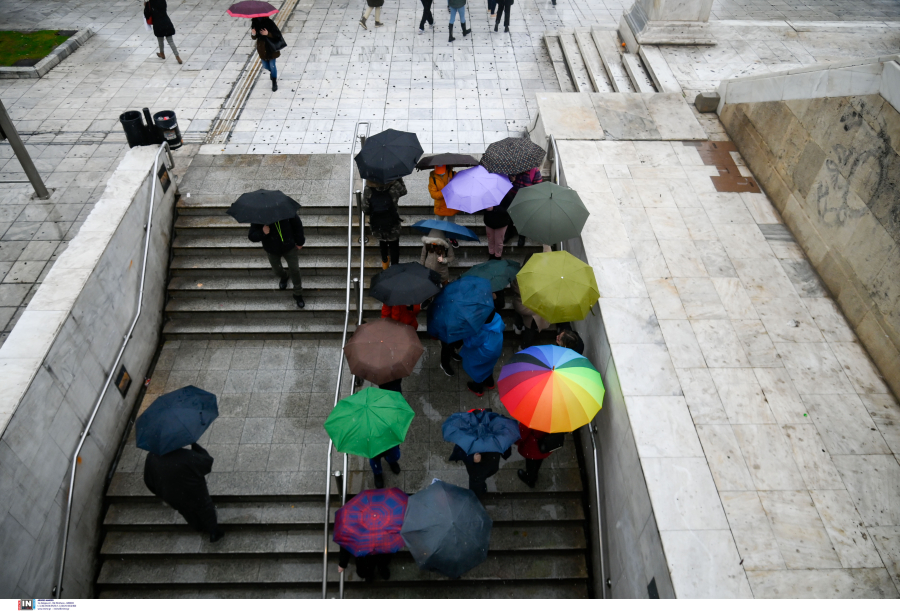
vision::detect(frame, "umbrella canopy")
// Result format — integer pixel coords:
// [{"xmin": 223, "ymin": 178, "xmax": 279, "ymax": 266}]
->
[
  {"xmin": 442, "ymin": 410, "xmax": 521, "ymax": 454},
  {"xmin": 481, "ymin": 137, "xmax": 546, "ymax": 176},
  {"xmin": 517, "ymin": 251, "xmax": 600, "ymax": 324},
  {"xmin": 226, "ymin": 189, "xmax": 300, "ymax": 225},
  {"xmin": 227, "ymin": 1, "xmax": 278, "ymax": 17},
  {"xmin": 136, "ymin": 386, "xmax": 219, "ymax": 456},
  {"xmin": 425, "ymin": 276, "xmax": 494, "ymax": 344},
  {"xmin": 498, "ymin": 345, "xmax": 605, "ymax": 433},
  {"xmin": 369, "ymin": 262, "xmax": 442, "ymax": 306},
  {"xmin": 344, "ymin": 318, "xmax": 424, "ymax": 385},
  {"xmin": 443, "ymin": 165, "xmax": 512, "ymax": 214},
  {"xmin": 462, "ymin": 259, "xmax": 521, "ymax": 292},
  {"xmin": 416, "ymin": 153, "xmax": 479, "ymax": 170},
  {"xmin": 355, "ymin": 129, "xmax": 424, "ymax": 184},
  {"xmin": 508, "ymin": 182, "xmax": 590, "ymax": 245},
  {"xmin": 411, "ymin": 219, "xmax": 479, "ymax": 242},
  {"xmin": 401, "ymin": 480, "xmax": 492, "ymax": 578},
  {"xmin": 323, "ymin": 388, "xmax": 415, "ymax": 458},
  {"xmin": 334, "ymin": 488, "xmax": 408, "ymax": 557}
]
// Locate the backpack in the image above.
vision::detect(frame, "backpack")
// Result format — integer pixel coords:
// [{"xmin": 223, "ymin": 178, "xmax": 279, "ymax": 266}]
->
[
  {"xmin": 538, "ymin": 432, "xmax": 565, "ymax": 454},
  {"xmin": 369, "ymin": 188, "xmax": 399, "ymax": 233}
]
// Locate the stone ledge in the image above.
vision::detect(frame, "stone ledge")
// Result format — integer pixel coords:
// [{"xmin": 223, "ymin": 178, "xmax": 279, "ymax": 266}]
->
[{"xmin": 0, "ymin": 28, "xmax": 93, "ymax": 79}]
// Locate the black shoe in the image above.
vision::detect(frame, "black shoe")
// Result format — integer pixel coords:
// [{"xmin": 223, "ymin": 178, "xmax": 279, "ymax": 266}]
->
[
  {"xmin": 440, "ymin": 361, "xmax": 455, "ymax": 377},
  {"xmin": 295, "ymin": 296, "xmax": 305, "ymax": 309},
  {"xmin": 374, "ymin": 473, "xmax": 385, "ymax": 489},
  {"xmin": 389, "ymin": 461, "xmax": 401, "ymax": 475},
  {"xmin": 210, "ymin": 529, "xmax": 226, "ymax": 543},
  {"xmin": 504, "ymin": 26, "xmax": 509, "ymax": 32},
  {"xmin": 271, "ymin": 76, "xmax": 277, "ymax": 92},
  {"xmin": 279, "ymin": 276, "xmax": 288, "ymax": 290},
  {"xmin": 462, "ymin": 24, "xmax": 470, "ymax": 36},
  {"xmin": 450, "ymin": 352, "xmax": 462, "ymax": 362},
  {"xmin": 448, "ymin": 23, "xmax": 455, "ymax": 42},
  {"xmin": 494, "ymin": 23, "xmax": 498, "ymax": 32},
  {"xmin": 517, "ymin": 469, "xmax": 536, "ymax": 488}
]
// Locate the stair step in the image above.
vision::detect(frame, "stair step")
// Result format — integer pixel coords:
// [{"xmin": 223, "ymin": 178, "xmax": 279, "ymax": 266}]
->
[
  {"xmin": 638, "ymin": 45, "xmax": 683, "ymax": 95},
  {"xmin": 164, "ymin": 295, "xmax": 383, "ymax": 317},
  {"xmin": 557, "ymin": 31, "xmax": 593, "ymax": 93},
  {"xmin": 574, "ymin": 29, "xmax": 614, "ymax": 93},
  {"xmin": 543, "ymin": 33, "xmax": 576, "ymax": 93},
  {"xmin": 174, "ymin": 214, "xmax": 490, "ymax": 235},
  {"xmin": 591, "ymin": 28, "xmax": 636, "ymax": 93},
  {"xmin": 622, "ymin": 53, "xmax": 656, "ymax": 93},
  {"xmin": 168, "ymin": 275, "xmax": 353, "ymax": 294},
  {"xmin": 162, "ymin": 318, "xmax": 352, "ymax": 339}
]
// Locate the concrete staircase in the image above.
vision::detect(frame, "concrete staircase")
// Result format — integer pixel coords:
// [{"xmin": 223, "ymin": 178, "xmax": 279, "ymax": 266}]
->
[{"xmin": 543, "ymin": 28, "xmax": 659, "ymax": 94}]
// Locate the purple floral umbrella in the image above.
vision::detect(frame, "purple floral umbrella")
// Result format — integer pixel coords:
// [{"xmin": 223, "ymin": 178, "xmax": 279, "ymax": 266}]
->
[{"xmin": 443, "ymin": 165, "xmax": 513, "ymax": 214}]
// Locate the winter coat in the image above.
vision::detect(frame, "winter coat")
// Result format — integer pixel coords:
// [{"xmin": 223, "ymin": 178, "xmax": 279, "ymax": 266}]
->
[
  {"xmin": 427, "ymin": 170, "xmax": 458, "ymax": 217},
  {"xmin": 146, "ymin": 0, "xmax": 176, "ymax": 38},
  {"xmin": 459, "ymin": 312, "xmax": 505, "ymax": 383},
  {"xmin": 366, "ymin": 0, "xmax": 385, "ymax": 7},
  {"xmin": 448, "ymin": 0, "xmax": 466, "ymax": 8},
  {"xmin": 251, "ymin": 17, "xmax": 282, "ymax": 60},
  {"xmin": 143, "ymin": 443, "xmax": 214, "ymax": 512},
  {"xmin": 338, "ymin": 547, "xmax": 393, "ymax": 579},
  {"xmin": 381, "ymin": 304, "xmax": 421, "ymax": 330},
  {"xmin": 500, "ymin": 167, "xmax": 543, "ymax": 211},
  {"xmin": 248, "ymin": 214, "xmax": 305, "ymax": 255},
  {"xmin": 511, "ymin": 277, "xmax": 550, "ymax": 332},
  {"xmin": 483, "ymin": 207, "xmax": 510, "ymax": 229},
  {"xmin": 419, "ymin": 229, "xmax": 455, "ymax": 283},
  {"xmin": 449, "ymin": 444, "xmax": 511, "ymax": 483},
  {"xmin": 363, "ymin": 179, "xmax": 407, "ymax": 241},
  {"xmin": 515, "ymin": 423, "xmax": 553, "ymax": 460}
]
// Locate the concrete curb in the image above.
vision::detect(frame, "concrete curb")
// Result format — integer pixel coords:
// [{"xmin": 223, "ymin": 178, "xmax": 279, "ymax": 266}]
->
[{"xmin": 0, "ymin": 28, "xmax": 93, "ymax": 79}]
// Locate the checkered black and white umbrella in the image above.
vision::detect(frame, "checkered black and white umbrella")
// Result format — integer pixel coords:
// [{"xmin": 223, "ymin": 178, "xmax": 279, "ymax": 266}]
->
[{"xmin": 480, "ymin": 137, "xmax": 546, "ymax": 176}]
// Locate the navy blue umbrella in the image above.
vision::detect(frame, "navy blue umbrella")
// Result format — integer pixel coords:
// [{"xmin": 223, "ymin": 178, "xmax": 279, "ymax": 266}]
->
[
  {"xmin": 136, "ymin": 386, "xmax": 218, "ymax": 455},
  {"xmin": 442, "ymin": 410, "xmax": 521, "ymax": 454},
  {"xmin": 426, "ymin": 276, "xmax": 494, "ymax": 343},
  {"xmin": 400, "ymin": 480, "xmax": 492, "ymax": 578}
]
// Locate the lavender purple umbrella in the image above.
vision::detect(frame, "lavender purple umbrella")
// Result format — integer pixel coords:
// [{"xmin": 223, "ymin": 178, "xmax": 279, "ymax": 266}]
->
[{"xmin": 442, "ymin": 165, "xmax": 513, "ymax": 214}]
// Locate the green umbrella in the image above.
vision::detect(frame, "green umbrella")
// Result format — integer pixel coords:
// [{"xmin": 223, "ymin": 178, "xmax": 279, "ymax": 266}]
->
[
  {"xmin": 324, "ymin": 388, "xmax": 415, "ymax": 458},
  {"xmin": 462, "ymin": 259, "xmax": 521, "ymax": 291},
  {"xmin": 508, "ymin": 182, "xmax": 589, "ymax": 245},
  {"xmin": 517, "ymin": 251, "xmax": 599, "ymax": 324}
]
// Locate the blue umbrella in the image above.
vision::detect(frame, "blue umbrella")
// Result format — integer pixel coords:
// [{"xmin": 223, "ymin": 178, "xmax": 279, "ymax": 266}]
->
[
  {"xmin": 426, "ymin": 276, "xmax": 494, "ymax": 343},
  {"xmin": 442, "ymin": 410, "xmax": 521, "ymax": 454},
  {"xmin": 411, "ymin": 219, "xmax": 479, "ymax": 242},
  {"xmin": 136, "ymin": 386, "xmax": 218, "ymax": 455},
  {"xmin": 400, "ymin": 480, "xmax": 492, "ymax": 578}
]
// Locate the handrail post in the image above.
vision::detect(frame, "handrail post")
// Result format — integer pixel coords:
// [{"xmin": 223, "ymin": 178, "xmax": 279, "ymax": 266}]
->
[{"xmin": 589, "ymin": 423, "xmax": 606, "ymax": 598}]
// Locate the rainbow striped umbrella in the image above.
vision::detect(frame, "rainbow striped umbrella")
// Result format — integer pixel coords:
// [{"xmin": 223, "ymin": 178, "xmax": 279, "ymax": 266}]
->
[{"xmin": 498, "ymin": 345, "xmax": 604, "ymax": 433}]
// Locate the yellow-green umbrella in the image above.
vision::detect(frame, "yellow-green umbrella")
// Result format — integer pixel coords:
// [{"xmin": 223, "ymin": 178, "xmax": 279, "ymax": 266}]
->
[{"xmin": 517, "ymin": 251, "xmax": 599, "ymax": 324}]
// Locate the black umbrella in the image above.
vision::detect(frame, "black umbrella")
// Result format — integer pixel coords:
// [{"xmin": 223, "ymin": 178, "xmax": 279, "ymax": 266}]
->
[
  {"xmin": 355, "ymin": 129, "xmax": 424, "ymax": 183},
  {"xmin": 481, "ymin": 137, "xmax": 546, "ymax": 176},
  {"xmin": 416, "ymin": 153, "xmax": 479, "ymax": 170},
  {"xmin": 370, "ymin": 262, "xmax": 442, "ymax": 306},
  {"xmin": 226, "ymin": 189, "xmax": 300, "ymax": 225},
  {"xmin": 400, "ymin": 480, "xmax": 493, "ymax": 579}
]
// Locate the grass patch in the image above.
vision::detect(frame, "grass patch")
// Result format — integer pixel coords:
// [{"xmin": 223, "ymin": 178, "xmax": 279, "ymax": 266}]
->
[{"xmin": 0, "ymin": 30, "xmax": 74, "ymax": 67}]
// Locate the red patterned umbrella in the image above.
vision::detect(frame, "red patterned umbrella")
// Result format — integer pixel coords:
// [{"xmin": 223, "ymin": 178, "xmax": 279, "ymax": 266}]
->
[
  {"xmin": 227, "ymin": 1, "xmax": 278, "ymax": 18},
  {"xmin": 334, "ymin": 488, "xmax": 408, "ymax": 556}
]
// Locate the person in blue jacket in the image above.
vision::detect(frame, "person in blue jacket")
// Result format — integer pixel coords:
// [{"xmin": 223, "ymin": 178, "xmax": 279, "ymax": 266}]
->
[{"xmin": 460, "ymin": 310, "xmax": 505, "ymax": 396}]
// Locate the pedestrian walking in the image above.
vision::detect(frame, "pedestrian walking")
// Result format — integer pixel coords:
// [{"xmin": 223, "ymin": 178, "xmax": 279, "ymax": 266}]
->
[
  {"xmin": 493, "ymin": 0, "xmax": 513, "ymax": 32},
  {"xmin": 250, "ymin": 16, "xmax": 283, "ymax": 91},
  {"xmin": 338, "ymin": 546, "xmax": 394, "ymax": 580},
  {"xmin": 557, "ymin": 327, "xmax": 584, "ymax": 354},
  {"xmin": 510, "ymin": 274, "xmax": 549, "ymax": 348},
  {"xmin": 420, "ymin": 229, "xmax": 455, "ymax": 285},
  {"xmin": 439, "ymin": 339, "xmax": 463, "ymax": 376},
  {"xmin": 449, "ymin": 444, "xmax": 511, "ymax": 500},
  {"xmin": 359, "ymin": 0, "xmax": 385, "ymax": 29},
  {"xmin": 514, "ymin": 422, "xmax": 552, "ymax": 488},
  {"xmin": 369, "ymin": 445, "xmax": 402, "ymax": 489},
  {"xmin": 504, "ymin": 166, "xmax": 543, "ymax": 247},
  {"xmin": 145, "ymin": 0, "xmax": 181, "ymax": 64},
  {"xmin": 447, "ymin": 0, "xmax": 470, "ymax": 42},
  {"xmin": 482, "ymin": 205, "xmax": 510, "ymax": 260},
  {"xmin": 461, "ymin": 310, "xmax": 505, "ymax": 396},
  {"xmin": 143, "ymin": 443, "xmax": 224, "ymax": 542},
  {"xmin": 487, "ymin": 0, "xmax": 497, "ymax": 18},
  {"xmin": 363, "ymin": 178, "xmax": 407, "ymax": 270},
  {"xmin": 427, "ymin": 165, "xmax": 458, "ymax": 219},
  {"xmin": 248, "ymin": 213, "xmax": 306, "ymax": 308},
  {"xmin": 419, "ymin": 0, "xmax": 434, "ymax": 33}
]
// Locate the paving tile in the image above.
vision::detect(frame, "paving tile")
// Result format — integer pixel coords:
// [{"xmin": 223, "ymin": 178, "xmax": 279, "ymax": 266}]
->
[
  {"xmin": 758, "ymin": 490, "xmax": 843, "ymax": 569},
  {"xmin": 732, "ymin": 425, "xmax": 806, "ymax": 490}
]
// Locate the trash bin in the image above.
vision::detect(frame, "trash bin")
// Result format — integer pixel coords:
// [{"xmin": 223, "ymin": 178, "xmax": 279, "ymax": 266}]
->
[
  {"xmin": 153, "ymin": 110, "xmax": 182, "ymax": 150},
  {"xmin": 119, "ymin": 111, "xmax": 148, "ymax": 148}
]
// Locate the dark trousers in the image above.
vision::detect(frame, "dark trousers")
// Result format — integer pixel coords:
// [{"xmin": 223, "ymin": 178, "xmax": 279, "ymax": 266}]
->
[
  {"xmin": 419, "ymin": 0, "xmax": 434, "ymax": 28},
  {"xmin": 267, "ymin": 249, "xmax": 303, "ymax": 297},
  {"xmin": 512, "ymin": 313, "xmax": 539, "ymax": 348},
  {"xmin": 522, "ymin": 457, "xmax": 544, "ymax": 485},
  {"xmin": 495, "ymin": 2, "xmax": 511, "ymax": 27},
  {"xmin": 175, "ymin": 501, "xmax": 219, "ymax": 535},
  {"xmin": 380, "ymin": 239, "xmax": 400, "ymax": 265},
  {"xmin": 465, "ymin": 454, "xmax": 501, "ymax": 500},
  {"xmin": 369, "ymin": 445, "xmax": 401, "ymax": 476},
  {"xmin": 440, "ymin": 340, "xmax": 461, "ymax": 369},
  {"xmin": 488, "ymin": 0, "xmax": 497, "ymax": 12},
  {"xmin": 469, "ymin": 374, "xmax": 495, "ymax": 393}
]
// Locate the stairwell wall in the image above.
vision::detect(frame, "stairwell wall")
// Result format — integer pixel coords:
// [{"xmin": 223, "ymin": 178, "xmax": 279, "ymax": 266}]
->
[{"xmin": 0, "ymin": 146, "xmax": 175, "ymax": 597}]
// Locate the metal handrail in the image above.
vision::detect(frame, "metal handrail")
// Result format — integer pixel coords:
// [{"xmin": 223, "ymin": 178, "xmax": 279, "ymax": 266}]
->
[
  {"xmin": 54, "ymin": 142, "xmax": 174, "ymax": 598},
  {"xmin": 548, "ymin": 134, "xmax": 606, "ymax": 599},
  {"xmin": 322, "ymin": 122, "xmax": 370, "ymax": 599}
]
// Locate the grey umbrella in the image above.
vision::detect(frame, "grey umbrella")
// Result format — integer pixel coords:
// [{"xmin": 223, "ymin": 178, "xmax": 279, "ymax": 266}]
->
[
  {"xmin": 400, "ymin": 480, "xmax": 493, "ymax": 579},
  {"xmin": 481, "ymin": 137, "xmax": 546, "ymax": 175}
]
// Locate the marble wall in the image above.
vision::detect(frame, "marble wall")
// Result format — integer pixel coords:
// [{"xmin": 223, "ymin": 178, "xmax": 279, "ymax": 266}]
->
[
  {"xmin": 0, "ymin": 147, "xmax": 175, "ymax": 597},
  {"xmin": 720, "ymin": 94, "xmax": 900, "ymax": 400}
]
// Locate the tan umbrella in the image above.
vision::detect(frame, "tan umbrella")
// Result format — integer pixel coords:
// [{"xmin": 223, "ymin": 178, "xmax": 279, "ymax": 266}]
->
[{"xmin": 343, "ymin": 318, "xmax": 424, "ymax": 385}]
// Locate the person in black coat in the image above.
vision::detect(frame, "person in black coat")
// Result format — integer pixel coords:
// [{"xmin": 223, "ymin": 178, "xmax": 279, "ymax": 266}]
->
[
  {"xmin": 250, "ymin": 17, "xmax": 283, "ymax": 91},
  {"xmin": 248, "ymin": 213, "xmax": 306, "ymax": 308},
  {"xmin": 338, "ymin": 547, "xmax": 392, "ymax": 581},
  {"xmin": 449, "ymin": 444, "xmax": 511, "ymax": 501},
  {"xmin": 494, "ymin": 0, "xmax": 513, "ymax": 33},
  {"xmin": 145, "ymin": 0, "xmax": 181, "ymax": 64},
  {"xmin": 144, "ymin": 443, "xmax": 224, "ymax": 542}
]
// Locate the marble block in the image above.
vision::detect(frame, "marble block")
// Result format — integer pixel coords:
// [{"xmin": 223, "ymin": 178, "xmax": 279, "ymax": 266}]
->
[
  {"xmin": 746, "ymin": 568, "xmax": 899, "ymax": 598},
  {"xmin": 645, "ymin": 93, "xmax": 706, "ymax": 140},
  {"xmin": 532, "ymin": 93, "xmax": 604, "ymax": 141},
  {"xmin": 642, "ymin": 457, "xmax": 729, "ymax": 531},
  {"xmin": 810, "ymin": 489, "xmax": 885, "ymax": 569},
  {"xmin": 780, "ymin": 424, "xmax": 845, "ymax": 491},
  {"xmin": 590, "ymin": 93, "xmax": 661, "ymax": 140},
  {"xmin": 660, "ymin": 530, "xmax": 754, "ymax": 598},
  {"xmin": 720, "ymin": 491, "xmax": 786, "ymax": 570},
  {"xmin": 833, "ymin": 455, "xmax": 900, "ymax": 528},
  {"xmin": 697, "ymin": 425, "xmax": 755, "ymax": 491},
  {"xmin": 758, "ymin": 490, "xmax": 843, "ymax": 570},
  {"xmin": 802, "ymin": 394, "xmax": 891, "ymax": 456}
]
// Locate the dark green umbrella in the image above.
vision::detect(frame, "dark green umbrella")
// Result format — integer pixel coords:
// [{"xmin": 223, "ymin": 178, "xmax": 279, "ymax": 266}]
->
[
  {"xmin": 462, "ymin": 259, "xmax": 520, "ymax": 291},
  {"xmin": 508, "ymin": 182, "xmax": 590, "ymax": 245}
]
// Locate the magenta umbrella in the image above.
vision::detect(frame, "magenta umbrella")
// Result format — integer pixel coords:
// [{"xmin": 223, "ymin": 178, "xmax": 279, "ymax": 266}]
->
[
  {"xmin": 443, "ymin": 165, "xmax": 513, "ymax": 214},
  {"xmin": 228, "ymin": 1, "xmax": 278, "ymax": 18}
]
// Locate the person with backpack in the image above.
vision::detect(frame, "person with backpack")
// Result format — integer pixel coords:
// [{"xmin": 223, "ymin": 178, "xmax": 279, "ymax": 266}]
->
[
  {"xmin": 514, "ymin": 423, "xmax": 559, "ymax": 488},
  {"xmin": 248, "ymin": 213, "xmax": 306, "ymax": 308},
  {"xmin": 251, "ymin": 16, "xmax": 284, "ymax": 91},
  {"xmin": 362, "ymin": 179, "xmax": 407, "ymax": 269}
]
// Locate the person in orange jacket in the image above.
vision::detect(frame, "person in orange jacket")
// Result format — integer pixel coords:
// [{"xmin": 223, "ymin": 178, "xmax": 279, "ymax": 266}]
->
[
  {"xmin": 427, "ymin": 165, "xmax": 460, "ymax": 248},
  {"xmin": 380, "ymin": 303, "xmax": 421, "ymax": 330}
]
